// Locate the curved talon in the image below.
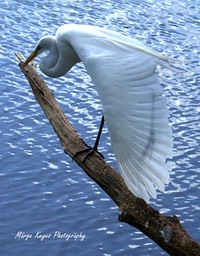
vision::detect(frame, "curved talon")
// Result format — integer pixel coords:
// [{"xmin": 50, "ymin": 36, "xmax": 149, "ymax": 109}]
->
[
  {"xmin": 72, "ymin": 147, "xmax": 92, "ymax": 161},
  {"xmin": 83, "ymin": 148, "xmax": 104, "ymax": 162},
  {"xmin": 73, "ymin": 147, "xmax": 104, "ymax": 163}
]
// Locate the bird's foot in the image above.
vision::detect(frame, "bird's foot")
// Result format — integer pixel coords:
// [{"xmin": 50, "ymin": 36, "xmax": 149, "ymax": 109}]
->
[{"xmin": 73, "ymin": 147, "xmax": 104, "ymax": 163}]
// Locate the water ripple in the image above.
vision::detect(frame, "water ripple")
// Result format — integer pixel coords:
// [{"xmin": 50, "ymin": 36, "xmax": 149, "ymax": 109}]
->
[{"xmin": 1, "ymin": 0, "xmax": 200, "ymax": 255}]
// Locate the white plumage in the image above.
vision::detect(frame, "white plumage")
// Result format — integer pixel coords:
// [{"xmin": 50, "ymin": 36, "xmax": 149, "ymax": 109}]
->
[{"xmin": 23, "ymin": 24, "xmax": 173, "ymax": 203}]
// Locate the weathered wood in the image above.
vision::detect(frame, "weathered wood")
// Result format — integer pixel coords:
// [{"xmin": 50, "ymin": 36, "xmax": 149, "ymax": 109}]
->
[{"xmin": 16, "ymin": 52, "xmax": 200, "ymax": 256}]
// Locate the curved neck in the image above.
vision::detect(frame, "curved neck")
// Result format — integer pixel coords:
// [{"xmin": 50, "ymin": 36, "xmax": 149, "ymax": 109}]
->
[{"xmin": 40, "ymin": 37, "xmax": 80, "ymax": 78}]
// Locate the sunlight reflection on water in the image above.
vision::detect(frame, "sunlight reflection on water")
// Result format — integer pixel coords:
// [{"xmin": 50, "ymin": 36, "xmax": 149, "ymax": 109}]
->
[{"xmin": 1, "ymin": 0, "xmax": 200, "ymax": 255}]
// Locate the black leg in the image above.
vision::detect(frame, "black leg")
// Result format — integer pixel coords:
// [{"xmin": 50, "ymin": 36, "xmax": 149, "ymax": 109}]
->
[
  {"xmin": 93, "ymin": 115, "xmax": 105, "ymax": 151},
  {"xmin": 73, "ymin": 115, "xmax": 105, "ymax": 162}
]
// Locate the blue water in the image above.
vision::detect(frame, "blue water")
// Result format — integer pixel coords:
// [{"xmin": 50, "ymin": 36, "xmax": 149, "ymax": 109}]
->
[{"xmin": 1, "ymin": 0, "xmax": 200, "ymax": 255}]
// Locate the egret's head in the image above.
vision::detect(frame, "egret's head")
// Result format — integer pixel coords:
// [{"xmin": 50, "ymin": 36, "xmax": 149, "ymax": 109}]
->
[
  {"xmin": 22, "ymin": 45, "xmax": 42, "ymax": 68},
  {"xmin": 22, "ymin": 36, "xmax": 54, "ymax": 68}
]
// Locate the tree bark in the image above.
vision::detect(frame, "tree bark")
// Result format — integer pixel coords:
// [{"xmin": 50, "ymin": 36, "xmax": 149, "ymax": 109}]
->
[{"xmin": 15, "ymin": 52, "xmax": 200, "ymax": 256}]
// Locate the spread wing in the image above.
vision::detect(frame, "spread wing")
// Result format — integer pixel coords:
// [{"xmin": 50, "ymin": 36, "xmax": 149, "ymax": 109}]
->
[
  {"xmin": 68, "ymin": 25, "xmax": 173, "ymax": 203},
  {"xmin": 100, "ymin": 53, "xmax": 173, "ymax": 203}
]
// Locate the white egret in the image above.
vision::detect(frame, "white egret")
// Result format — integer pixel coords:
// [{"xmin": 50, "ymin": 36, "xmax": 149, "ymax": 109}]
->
[{"xmin": 23, "ymin": 24, "xmax": 173, "ymax": 203}]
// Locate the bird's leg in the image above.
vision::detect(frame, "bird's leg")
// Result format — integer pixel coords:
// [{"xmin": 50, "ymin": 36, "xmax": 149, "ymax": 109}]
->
[{"xmin": 73, "ymin": 115, "xmax": 105, "ymax": 162}]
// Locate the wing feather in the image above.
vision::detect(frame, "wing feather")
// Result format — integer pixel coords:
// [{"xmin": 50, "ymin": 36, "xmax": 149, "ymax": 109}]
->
[
  {"xmin": 104, "ymin": 55, "xmax": 172, "ymax": 203},
  {"xmin": 68, "ymin": 25, "xmax": 173, "ymax": 203}
]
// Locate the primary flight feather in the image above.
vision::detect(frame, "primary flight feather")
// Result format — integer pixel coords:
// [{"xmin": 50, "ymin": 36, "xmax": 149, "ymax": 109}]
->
[{"xmin": 23, "ymin": 24, "xmax": 173, "ymax": 203}]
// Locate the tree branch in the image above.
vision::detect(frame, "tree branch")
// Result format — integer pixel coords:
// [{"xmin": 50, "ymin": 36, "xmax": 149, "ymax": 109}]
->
[{"xmin": 15, "ymin": 52, "xmax": 200, "ymax": 256}]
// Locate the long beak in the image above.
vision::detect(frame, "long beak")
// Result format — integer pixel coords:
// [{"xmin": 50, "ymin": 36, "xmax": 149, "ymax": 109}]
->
[{"xmin": 22, "ymin": 50, "xmax": 37, "ymax": 68}]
